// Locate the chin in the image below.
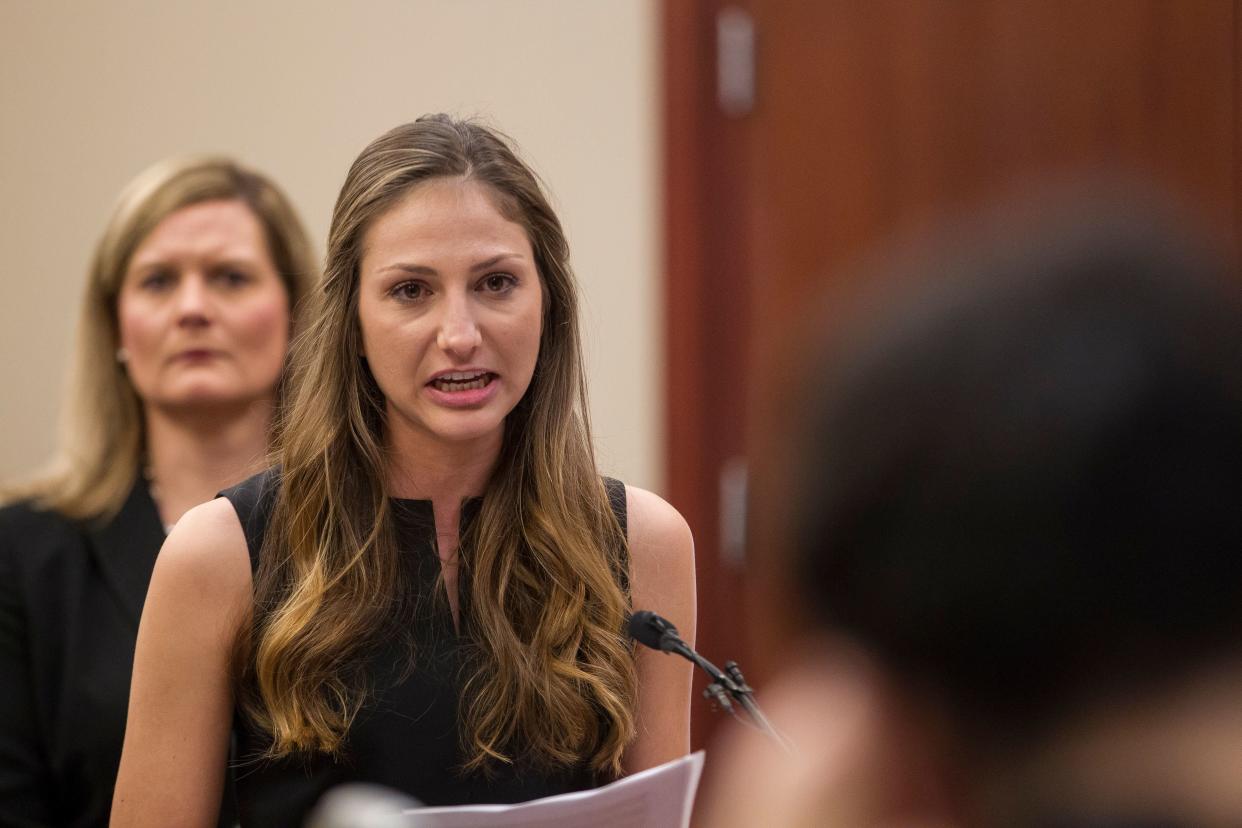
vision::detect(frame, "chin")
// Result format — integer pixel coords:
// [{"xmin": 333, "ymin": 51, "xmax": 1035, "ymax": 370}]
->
[
  {"xmin": 157, "ymin": 386, "xmax": 267, "ymax": 411},
  {"xmin": 433, "ymin": 427, "xmax": 505, "ymax": 446},
  {"xmin": 420, "ymin": 415, "xmax": 507, "ymax": 446}
]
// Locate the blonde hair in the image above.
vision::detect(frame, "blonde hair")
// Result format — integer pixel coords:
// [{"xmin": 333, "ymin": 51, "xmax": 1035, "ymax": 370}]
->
[
  {"xmin": 11, "ymin": 156, "xmax": 316, "ymax": 521},
  {"xmin": 240, "ymin": 115, "xmax": 637, "ymax": 775}
]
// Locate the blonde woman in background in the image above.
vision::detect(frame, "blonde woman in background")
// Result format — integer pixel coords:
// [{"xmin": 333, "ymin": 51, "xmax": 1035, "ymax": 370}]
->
[
  {"xmin": 0, "ymin": 157, "xmax": 316, "ymax": 827},
  {"xmin": 112, "ymin": 115, "xmax": 696, "ymax": 828}
]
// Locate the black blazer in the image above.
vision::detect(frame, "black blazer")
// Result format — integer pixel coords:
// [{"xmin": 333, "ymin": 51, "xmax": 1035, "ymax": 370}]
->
[{"xmin": 0, "ymin": 483, "xmax": 236, "ymax": 828}]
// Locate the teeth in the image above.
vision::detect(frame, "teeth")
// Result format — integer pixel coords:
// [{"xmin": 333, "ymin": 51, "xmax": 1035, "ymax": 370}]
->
[{"xmin": 432, "ymin": 373, "xmax": 490, "ymax": 392}]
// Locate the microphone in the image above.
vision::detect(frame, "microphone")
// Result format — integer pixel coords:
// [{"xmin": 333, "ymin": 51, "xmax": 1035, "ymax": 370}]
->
[
  {"xmin": 627, "ymin": 610, "xmax": 739, "ymax": 709},
  {"xmin": 627, "ymin": 609, "xmax": 793, "ymax": 752},
  {"xmin": 627, "ymin": 609, "xmax": 693, "ymax": 656}
]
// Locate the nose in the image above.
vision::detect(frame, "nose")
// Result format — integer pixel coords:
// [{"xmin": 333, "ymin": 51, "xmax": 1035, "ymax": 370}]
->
[
  {"xmin": 436, "ymin": 294, "xmax": 481, "ymax": 358},
  {"xmin": 175, "ymin": 274, "xmax": 213, "ymax": 328}
]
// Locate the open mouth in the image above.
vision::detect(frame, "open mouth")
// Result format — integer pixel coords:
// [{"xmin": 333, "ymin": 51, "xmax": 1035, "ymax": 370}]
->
[{"xmin": 430, "ymin": 371, "xmax": 495, "ymax": 392}]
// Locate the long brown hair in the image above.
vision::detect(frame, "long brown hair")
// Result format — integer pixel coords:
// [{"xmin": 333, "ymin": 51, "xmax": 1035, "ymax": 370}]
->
[
  {"xmin": 240, "ymin": 115, "xmax": 637, "ymax": 775},
  {"xmin": 7, "ymin": 156, "xmax": 316, "ymax": 520}
]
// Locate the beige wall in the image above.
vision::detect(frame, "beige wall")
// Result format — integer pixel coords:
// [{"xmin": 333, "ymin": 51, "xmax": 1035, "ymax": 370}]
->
[{"xmin": 0, "ymin": 0, "xmax": 662, "ymax": 492}]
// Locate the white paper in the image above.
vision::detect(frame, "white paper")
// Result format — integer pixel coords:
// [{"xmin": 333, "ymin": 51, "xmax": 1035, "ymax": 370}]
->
[{"xmin": 401, "ymin": 751, "xmax": 705, "ymax": 828}]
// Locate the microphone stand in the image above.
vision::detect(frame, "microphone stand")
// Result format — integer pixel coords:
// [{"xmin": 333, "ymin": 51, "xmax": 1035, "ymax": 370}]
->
[
  {"xmin": 721, "ymin": 661, "xmax": 794, "ymax": 753},
  {"xmin": 670, "ymin": 640, "xmax": 793, "ymax": 753},
  {"xmin": 630, "ymin": 611, "xmax": 793, "ymax": 752}
]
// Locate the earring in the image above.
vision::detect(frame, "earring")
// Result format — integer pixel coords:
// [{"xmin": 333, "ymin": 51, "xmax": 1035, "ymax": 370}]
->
[{"xmin": 116, "ymin": 347, "xmax": 129, "ymax": 364}]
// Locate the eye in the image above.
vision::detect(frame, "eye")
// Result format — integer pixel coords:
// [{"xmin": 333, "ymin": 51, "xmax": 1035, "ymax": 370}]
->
[
  {"xmin": 138, "ymin": 270, "xmax": 174, "ymax": 292},
  {"xmin": 391, "ymin": 280, "xmax": 430, "ymax": 301},
  {"xmin": 213, "ymin": 268, "xmax": 252, "ymax": 288},
  {"xmin": 479, "ymin": 273, "xmax": 517, "ymax": 294}
]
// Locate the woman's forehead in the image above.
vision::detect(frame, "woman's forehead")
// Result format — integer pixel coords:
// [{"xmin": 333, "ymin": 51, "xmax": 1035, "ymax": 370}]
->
[{"xmin": 360, "ymin": 179, "xmax": 533, "ymax": 271}]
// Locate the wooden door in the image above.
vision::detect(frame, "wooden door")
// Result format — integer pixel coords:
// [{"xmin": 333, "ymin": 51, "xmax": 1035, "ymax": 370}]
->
[{"xmin": 664, "ymin": 0, "xmax": 1240, "ymax": 753}]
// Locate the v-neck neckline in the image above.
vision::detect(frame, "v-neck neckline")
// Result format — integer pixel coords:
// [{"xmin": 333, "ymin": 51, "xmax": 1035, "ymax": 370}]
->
[{"xmin": 389, "ymin": 497, "xmax": 482, "ymax": 638}]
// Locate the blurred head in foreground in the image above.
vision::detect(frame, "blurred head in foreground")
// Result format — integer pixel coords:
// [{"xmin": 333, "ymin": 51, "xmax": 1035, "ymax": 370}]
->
[{"xmin": 708, "ymin": 203, "xmax": 1242, "ymax": 827}]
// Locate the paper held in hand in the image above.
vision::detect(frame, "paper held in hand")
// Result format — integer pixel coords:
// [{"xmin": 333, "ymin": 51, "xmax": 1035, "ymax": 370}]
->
[{"xmin": 403, "ymin": 751, "xmax": 705, "ymax": 828}]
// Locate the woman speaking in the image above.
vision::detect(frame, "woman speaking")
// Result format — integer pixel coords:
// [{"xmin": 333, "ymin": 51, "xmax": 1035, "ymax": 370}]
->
[{"xmin": 112, "ymin": 115, "xmax": 696, "ymax": 827}]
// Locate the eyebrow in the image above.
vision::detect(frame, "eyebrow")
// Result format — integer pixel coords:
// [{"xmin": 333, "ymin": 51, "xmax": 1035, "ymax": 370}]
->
[
  {"xmin": 378, "ymin": 252, "xmax": 526, "ymax": 276},
  {"xmin": 128, "ymin": 250, "xmax": 264, "ymax": 270}
]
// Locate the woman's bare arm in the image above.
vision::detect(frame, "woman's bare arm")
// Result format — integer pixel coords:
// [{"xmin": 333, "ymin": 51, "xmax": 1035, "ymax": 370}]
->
[
  {"xmin": 111, "ymin": 497, "xmax": 252, "ymax": 827},
  {"xmin": 621, "ymin": 485, "xmax": 697, "ymax": 773}
]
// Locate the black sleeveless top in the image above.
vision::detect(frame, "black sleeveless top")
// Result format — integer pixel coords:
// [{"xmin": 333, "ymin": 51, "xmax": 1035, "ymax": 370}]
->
[{"xmin": 220, "ymin": 469, "xmax": 629, "ymax": 828}]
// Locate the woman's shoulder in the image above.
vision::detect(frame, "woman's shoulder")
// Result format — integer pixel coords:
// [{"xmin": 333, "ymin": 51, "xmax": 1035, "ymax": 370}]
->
[
  {"xmin": 0, "ymin": 498, "xmax": 79, "ymax": 539},
  {"xmin": 152, "ymin": 497, "xmax": 253, "ymax": 610},
  {"xmin": 618, "ymin": 485, "xmax": 693, "ymax": 555},
  {"xmin": 0, "ymin": 498, "xmax": 87, "ymax": 575},
  {"xmin": 618, "ymin": 484, "xmax": 695, "ymax": 622}
]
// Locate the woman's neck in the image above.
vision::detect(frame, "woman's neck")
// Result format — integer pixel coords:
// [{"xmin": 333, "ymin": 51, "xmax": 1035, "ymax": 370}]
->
[
  {"xmin": 144, "ymin": 398, "xmax": 274, "ymax": 528},
  {"xmin": 385, "ymin": 425, "xmax": 502, "ymax": 507}
]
